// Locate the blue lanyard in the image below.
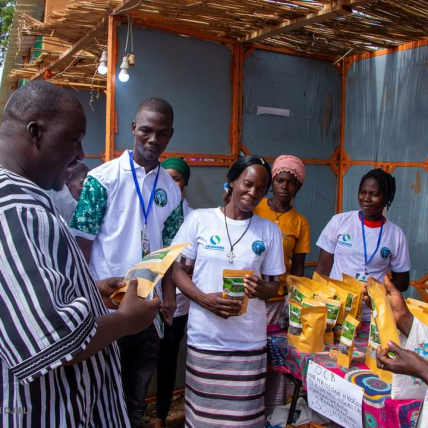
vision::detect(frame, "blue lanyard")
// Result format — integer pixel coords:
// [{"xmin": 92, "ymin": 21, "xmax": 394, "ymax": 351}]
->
[
  {"xmin": 129, "ymin": 150, "xmax": 160, "ymax": 225},
  {"xmin": 360, "ymin": 211, "xmax": 384, "ymax": 271}
]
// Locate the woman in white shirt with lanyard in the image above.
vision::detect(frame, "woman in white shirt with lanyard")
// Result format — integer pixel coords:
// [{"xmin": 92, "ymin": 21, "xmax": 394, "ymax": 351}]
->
[
  {"xmin": 316, "ymin": 168, "xmax": 410, "ymax": 321},
  {"xmin": 171, "ymin": 155, "xmax": 285, "ymax": 428}
]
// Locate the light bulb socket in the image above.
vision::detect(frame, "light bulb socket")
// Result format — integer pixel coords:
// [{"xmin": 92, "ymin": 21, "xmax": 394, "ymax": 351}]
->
[
  {"xmin": 127, "ymin": 54, "xmax": 136, "ymax": 66},
  {"xmin": 120, "ymin": 56, "xmax": 130, "ymax": 71}
]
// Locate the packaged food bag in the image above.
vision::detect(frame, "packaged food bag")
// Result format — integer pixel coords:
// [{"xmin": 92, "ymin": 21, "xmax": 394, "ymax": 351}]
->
[
  {"xmin": 330, "ymin": 282, "xmax": 348, "ymax": 325},
  {"xmin": 287, "ymin": 277, "xmax": 313, "ymax": 304},
  {"xmin": 110, "ymin": 242, "xmax": 189, "ymax": 303},
  {"xmin": 365, "ymin": 315, "xmax": 393, "ymax": 384},
  {"xmin": 406, "ymin": 298, "xmax": 428, "ymax": 313},
  {"xmin": 289, "ymin": 275, "xmax": 335, "ymax": 299},
  {"xmin": 367, "ymin": 277, "xmax": 400, "ymax": 351},
  {"xmin": 342, "ymin": 273, "xmax": 365, "ymax": 320},
  {"xmin": 222, "ymin": 269, "xmax": 254, "ymax": 315},
  {"xmin": 288, "ymin": 300, "xmax": 303, "ymax": 347},
  {"xmin": 337, "ymin": 315, "xmax": 360, "ymax": 368},
  {"xmin": 314, "ymin": 272, "xmax": 360, "ymax": 319},
  {"xmin": 298, "ymin": 306, "xmax": 328, "ymax": 353},
  {"xmin": 313, "ymin": 295, "xmax": 340, "ymax": 344},
  {"xmin": 302, "ymin": 297, "xmax": 326, "ymax": 309},
  {"xmin": 406, "ymin": 303, "xmax": 428, "ymax": 326}
]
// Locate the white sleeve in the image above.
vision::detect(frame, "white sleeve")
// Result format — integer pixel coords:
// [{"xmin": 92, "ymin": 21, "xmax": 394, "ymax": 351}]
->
[
  {"xmin": 260, "ymin": 224, "xmax": 286, "ymax": 276},
  {"xmin": 171, "ymin": 209, "xmax": 199, "ymax": 261},
  {"xmin": 389, "ymin": 228, "xmax": 411, "ymax": 273},
  {"xmin": 316, "ymin": 214, "xmax": 340, "ymax": 254}
]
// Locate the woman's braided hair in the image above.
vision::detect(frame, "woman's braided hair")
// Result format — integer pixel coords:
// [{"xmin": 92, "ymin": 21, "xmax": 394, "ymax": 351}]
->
[{"xmin": 359, "ymin": 168, "xmax": 396, "ymax": 210}]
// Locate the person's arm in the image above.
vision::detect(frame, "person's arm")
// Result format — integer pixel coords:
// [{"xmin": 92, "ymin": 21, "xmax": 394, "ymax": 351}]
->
[
  {"xmin": 76, "ymin": 237, "xmax": 94, "ymax": 264},
  {"xmin": 70, "ymin": 175, "xmax": 107, "ymax": 264},
  {"xmin": 391, "ymin": 271, "xmax": 410, "ymax": 293},
  {"xmin": 244, "ymin": 274, "xmax": 279, "ymax": 301},
  {"xmin": 290, "ymin": 253, "xmax": 306, "ymax": 277},
  {"xmin": 376, "ymin": 342, "xmax": 428, "ymax": 384},
  {"xmin": 65, "ymin": 279, "xmax": 159, "ymax": 365},
  {"xmin": 172, "ymin": 260, "xmax": 241, "ymax": 319},
  {"xmin": 316, "ymin": 249, "xmax": 334, "ymax": 276},
  {"xmin": 160, "ymin": 265, "xmax": 176, "ymax": 326}
]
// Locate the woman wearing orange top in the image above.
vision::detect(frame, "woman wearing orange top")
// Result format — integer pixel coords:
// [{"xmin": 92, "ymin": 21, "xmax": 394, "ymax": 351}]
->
[
  {"xmin": 253, "ymin": 154, "xmax": 310, "ymax": 416},
  {"xmin": 253, "ymin": 155, "xmax": 310, "ymax": 324}
]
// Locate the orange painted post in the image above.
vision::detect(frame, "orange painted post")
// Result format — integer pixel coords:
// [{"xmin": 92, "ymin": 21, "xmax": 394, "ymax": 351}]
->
[
  {"xmin": 105, "ymin": 15, "xmax": 117, "ymax": 162},
  {"xmin": 230, "ymin": 42, "xmax": 243, "ymax": 158}
]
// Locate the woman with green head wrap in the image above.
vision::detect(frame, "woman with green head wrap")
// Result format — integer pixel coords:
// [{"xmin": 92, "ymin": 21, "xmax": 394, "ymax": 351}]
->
[{"xmin": 156, "ymin": 157, "xmax": 192, "ymax": 428}]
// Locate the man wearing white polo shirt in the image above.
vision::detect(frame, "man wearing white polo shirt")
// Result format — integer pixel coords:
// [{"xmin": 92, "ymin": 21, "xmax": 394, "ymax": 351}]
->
[{"xmin": 70, "ymin": 97, "xmax": 181, "ymax": 428}]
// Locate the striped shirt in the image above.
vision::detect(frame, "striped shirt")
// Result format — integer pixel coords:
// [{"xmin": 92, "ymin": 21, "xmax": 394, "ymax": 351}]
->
[{"xmin": 0, "ymin": 167, "xmax": 129, "ymax": 427}]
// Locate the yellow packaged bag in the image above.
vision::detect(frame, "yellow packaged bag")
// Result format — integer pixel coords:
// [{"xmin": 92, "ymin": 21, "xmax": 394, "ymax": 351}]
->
[
  {"xmin": 342, "ymin": 273, "xmax": 365, "ymax": 320},
  {"xmin": 302, "ymin": 297, "xmax": 326, "ymax": 308},
  {"xmin": 407, "ymin": 304, "xmax": 428, "ymax": 326},
  {"xmin": 365, "ymin": 315, "xmax": 393, "ymax": 384},
  {"xmin": 288, "ymin": 300, "xmax": 303, "ymax": 347},
  {"xmin": 314, "ymin": 295, "xmax": 341, "ymax": 344},
  {"xmin": 110, "ymin": 242, "xmax": 189, "ymax": 303},
  {"xmin": 337, "ymin": 315, "xmax": 360, "ymax": 368},
  {"xmin": 406, "ymin": 298, "xmax": 428, "ymax": 312},
  {"xmin": 222, "ymin": 269, "xmax": 254, "ymax": 315},
  {"xmin": 289, "ymin": 275, "xmax": 335, "ymax": 299},
  {"xmin": 314, "ymin": 272, "xmax": 361, "ymax": 319},
  {"xmin": 298, "ymin": 306, "xmax": 328, "ymax": 353},
  {"xmin": 287, "ymin": 278, "xmax": 313, "ymax": 304}
]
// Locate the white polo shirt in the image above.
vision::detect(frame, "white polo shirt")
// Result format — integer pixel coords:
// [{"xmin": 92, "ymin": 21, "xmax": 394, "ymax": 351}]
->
[
  {"xmin": 172, "ymin": 208, "xmax": 285, "ymax": 351},
  {"xmin": 316, "ymin": 211, "xmax": 410, "ymax": 283},
  {"xmin": 70, "ymin": 150, "xmax": 181, "ymax": 280}
]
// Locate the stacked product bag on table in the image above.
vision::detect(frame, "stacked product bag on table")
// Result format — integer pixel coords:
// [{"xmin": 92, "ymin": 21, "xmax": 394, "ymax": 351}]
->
[
  {"xmin": 365, "ymin": 277, "xmax": 401, "ymax": 384},
  {"xmin": 286, "ymin": 274, "xmax": 364, "ymax": 352}
]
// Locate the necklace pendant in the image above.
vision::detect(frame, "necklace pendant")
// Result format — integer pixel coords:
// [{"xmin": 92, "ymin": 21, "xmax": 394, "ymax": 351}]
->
[
  {"xmin": 274, "ymin": 220, "xmax": 280, "ymax": 226},
  {"xmin": 227, "ymin": 251, "xmax": 235, "ymax": 263}
]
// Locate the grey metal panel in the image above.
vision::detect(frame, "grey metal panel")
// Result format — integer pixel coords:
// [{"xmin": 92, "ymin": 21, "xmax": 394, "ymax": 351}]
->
[
  {"xmin": 346, "ymin": 45, "xmax": 428, "ymax": 162},
  {"xmin": 185, "ymin": 166, "xmax": 229, "ymax": 209},
  {"xmin": 343, "ymin": 165, "xmax": 428, "ymax": 296},
  {"xmin": 115, "ymin": 26, "xmax": 232, "ymax": 155},
  {"xmin": 289, "ymin": 165, "xmax": 337, "ymax": 263},
  {"xmin": 68, "ymin": 89, "xmax": 106, "ymax": 169},
  {"xmin": 242, "ymin": 50, "xmax": 341, "ymax": 159}
]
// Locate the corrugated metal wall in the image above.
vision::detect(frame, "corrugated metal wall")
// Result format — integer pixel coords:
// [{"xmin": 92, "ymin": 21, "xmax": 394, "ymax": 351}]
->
[{"xmin": 345, "ymin": 44, "xmax": 428, "ymax": 296}]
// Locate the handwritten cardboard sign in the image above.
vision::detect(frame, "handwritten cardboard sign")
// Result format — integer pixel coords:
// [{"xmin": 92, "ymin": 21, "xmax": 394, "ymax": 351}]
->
[{"xmin": 307, "ymin": 361, "xmax": 364, "ymax": 428}]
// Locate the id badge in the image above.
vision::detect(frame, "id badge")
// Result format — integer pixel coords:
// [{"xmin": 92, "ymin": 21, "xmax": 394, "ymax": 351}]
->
[
  {"xmin": 141, "ymin": 226, "xmax": 150, "ymax": 259},
  {"xmin": 355, "ymin": 272, "xmax": 368, "ymax": 283}
]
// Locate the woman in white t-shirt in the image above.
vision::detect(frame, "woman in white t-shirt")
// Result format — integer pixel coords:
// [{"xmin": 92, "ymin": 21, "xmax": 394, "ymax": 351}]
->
[
  {"xmin": 316, "ymin": 168, "xmax": 410, "ymax": 320},
  {"xmin": 171, "ymin": 155, "xmax": 285, "ymax": 428}
]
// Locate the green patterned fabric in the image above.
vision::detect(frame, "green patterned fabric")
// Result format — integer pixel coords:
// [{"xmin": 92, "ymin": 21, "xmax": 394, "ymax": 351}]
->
[
  {"xmin": 162, "ymin": 199, "xmax": 184, "ymax": 246},
  {"xmin": 69, "ymin": 176, "xmax": 107, "ymax": 236}
]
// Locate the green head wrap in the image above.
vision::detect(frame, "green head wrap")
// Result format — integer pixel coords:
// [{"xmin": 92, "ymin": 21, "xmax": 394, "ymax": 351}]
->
[{"xmin": 161, "ymin": 157, "xmax": 191, "ymax": 186}]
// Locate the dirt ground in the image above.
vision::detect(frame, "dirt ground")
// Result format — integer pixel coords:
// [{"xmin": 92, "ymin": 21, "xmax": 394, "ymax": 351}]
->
[{"xmin": 144, "ymin": 394, "xmax": 186, "ymax": 428}]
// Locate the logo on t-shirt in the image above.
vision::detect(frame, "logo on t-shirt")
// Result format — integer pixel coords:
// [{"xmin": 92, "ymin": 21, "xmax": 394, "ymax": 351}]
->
[
  {"xmin": 338, "ymin": 234, "xmax": 352, "ymax": 247},
  {"xmin": 380, "ymin": 247, "xmax": 391, "ymax": 259},
  {"xmin": 252, "ymin": 240, "xmax": 266, "ymax": 256},
  {"xmin": 205, "ymin": 235, "xmax": 225, "ymax": 251},
  {"xmin": 154, "ymin": 188, "xmax": 167, "ymax": 207}
]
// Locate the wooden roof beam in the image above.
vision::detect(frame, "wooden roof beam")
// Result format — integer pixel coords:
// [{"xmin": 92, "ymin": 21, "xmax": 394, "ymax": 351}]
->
[
  {"xmin": 31, "ymin": 0, "xmax": 140, "ymax": 80},
  {"xmin": 31, "ymin": 18, "xmax": 106, "ymax": 80},
  {"xmin": 239, "ymin": 0, "xmax": 376, "ymax": 44}
]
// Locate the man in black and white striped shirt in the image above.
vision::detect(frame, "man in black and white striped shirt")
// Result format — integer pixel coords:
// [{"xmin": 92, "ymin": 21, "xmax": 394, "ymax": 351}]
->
[{"xmin": 0, "ymin": 80, "xmax": 159, "ymax": 427}]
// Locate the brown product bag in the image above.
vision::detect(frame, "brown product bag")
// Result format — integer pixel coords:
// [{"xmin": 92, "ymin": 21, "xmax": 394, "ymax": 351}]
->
[
  {"xmin": 365, "ymin": 315, "xmax": 393, "ymax": 384},
  {"xmin": 337, "ymin": 315, "xmax": 360, "ymax": 368},
  {"xmin": 222, "ymin": 269, "xmax": 254, "ymax": 315},
  {"xmin": 288, "ymin": 300, "xmax": 303, "ymax": 347},
  {"xmin": 298, "ymin": 306, "xmax": 328, "ymax": 353},
  {"xmin": 314, "ymin": 295, "xmax": 341, "ymax": 344},
  {"xmin": 342, "ymin": 273, "xmax": 365, "ymax": 320},
  {"xmin": 288, "ymin": 275, "xmax": 335, "ymax": 299},
  {"xmin": 287, "ymin": 277, "xmax": 313, "ymax": 304}
]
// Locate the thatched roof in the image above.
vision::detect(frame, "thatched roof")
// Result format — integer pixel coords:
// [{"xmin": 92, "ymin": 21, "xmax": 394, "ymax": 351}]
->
[{"xmin": 7, "ymin": 0, "xmax": 428, "ymax": 87}]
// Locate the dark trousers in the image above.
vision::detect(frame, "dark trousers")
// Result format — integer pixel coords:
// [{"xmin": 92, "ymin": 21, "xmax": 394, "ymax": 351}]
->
[
  {"xmin": 118, "ymin": 323, "xmax": 160, "ymax": 428},
  {"xmin": 156, "ymin": 314, "xmax": 188, "ymax": 420}
]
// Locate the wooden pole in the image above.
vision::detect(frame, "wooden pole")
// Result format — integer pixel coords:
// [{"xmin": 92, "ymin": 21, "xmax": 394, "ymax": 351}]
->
[
  {"xmin": 105, "ymin": 15, "xmax": 117, "ymax": 162},
  {"xmin": 230, "ymin": 42, "xmax": 243, "ymax": 158}
]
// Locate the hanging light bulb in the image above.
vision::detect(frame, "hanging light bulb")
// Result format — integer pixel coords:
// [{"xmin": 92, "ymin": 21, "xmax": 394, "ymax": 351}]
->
[
  {"xmin": 97, "ymin": 50, "xmax": 108, "ymax": 75},
  {"xmin": 118, "ymin": 56, "xmax": 130, "ymax": 82}
]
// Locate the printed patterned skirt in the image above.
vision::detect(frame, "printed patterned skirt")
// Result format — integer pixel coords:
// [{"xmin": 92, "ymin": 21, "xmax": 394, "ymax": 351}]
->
[{"xmin": 185, "ymin": 346, "xmax": 267, "ymax": 428}]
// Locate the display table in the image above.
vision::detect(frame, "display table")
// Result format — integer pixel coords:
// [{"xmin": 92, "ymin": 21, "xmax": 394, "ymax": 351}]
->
[{"xmin": 267, "ymin": 324, "xmax": 423, "ymax": 427}]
